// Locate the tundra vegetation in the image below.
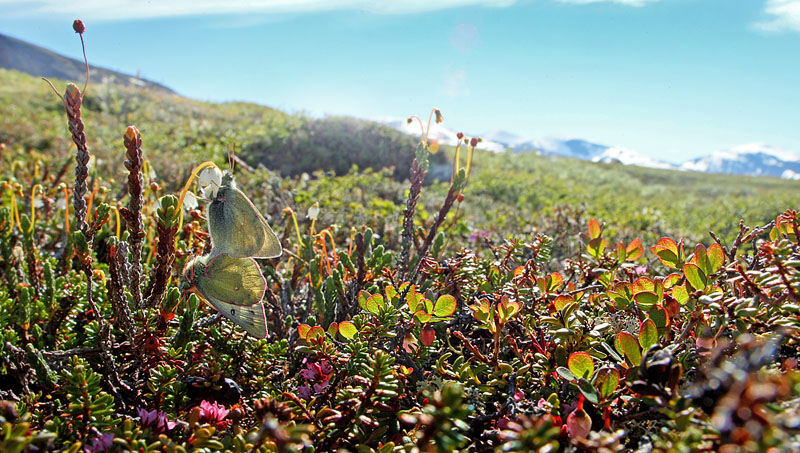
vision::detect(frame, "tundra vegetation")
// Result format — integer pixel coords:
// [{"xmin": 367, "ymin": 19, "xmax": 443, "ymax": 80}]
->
[{"xmin": 0, "ymin": 23, "xmax": 798, "ymax": 452}]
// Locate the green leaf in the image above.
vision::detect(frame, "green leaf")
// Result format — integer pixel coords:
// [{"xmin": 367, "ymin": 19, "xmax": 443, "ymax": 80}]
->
[
  {"xmin": 648, "ymin": 305, "xmax": 670, "ymax": 335},
  {"xmin": 365, "ymin": 294, "xmax": 385, "ymax": 314},
  {"xmin": 307, "ymin": 326, "xmax": 325, "ymax": 341},
  {"xmin": 358, "ymin": 291, "xmax": 370, "ymax": 311},
  {"xmin": 672, "ymin": 284, "xmax": 690, "ymax": 305},
  {"xmin": 413, "ymin": 310, "xmax": 432, "ymax": 324},
  {"xmin": 407, "ymin": 292, "xmax": 424, "ymax": 312},
  {"xmin": 568, "ymin": 352, "xmax": 595, "ymax": 379},
  {"xmin": 634, "ymin": 291, "xmax": 659, "ymax": 310},
  {"xmin": 639, "ymin": 319, "xmax": 658, "ymax": 350},
  {"xmin": 694, "ymin": 244, "xmax": 710, "ymax": 276},
  {"xmin": 587, "ymin": 237, "xmax": 606, "ymax": 258},
  {"xmin": 338, "ymin": 321, "xmax": 357, "ymax": 339},
  {"xmin": 707, "ymin": 243, "xmax": 726, "ymax": 274},
  {"xmin": 596, "ymin": 367, "xmax": 620, "ymax": 399},
  {"xmin": 626, "ymin": 238, "xmax": 644, "ymax": 261},
  {"xmin": 683, "ymin": 263, "xmax": 707, "ymax": 291},
  {"xmin": 617, "ymin": 332, "xmax": 642, "ymax": 367},
  {"xmin": 651, "ymin": 237, "xmax": 681, "ymax": 268},
  {"xmin": 423, "ymin": 298, "xmax": 434, "ymax": 313},
  {"xmin": 433, "ymin": 295, "xmax": 457, "ymax": 317},
  {"xmin": 578, "ymin": 378, "xmax": 600, "ymax": 405},
  {"xmin": 556, "ymin": 366, "xmax": 576, "ymax": 381},
  {"xmin": 588, "ymin": 218, "xmax": 602, "ymax": 239},
  {"xmin": 327, "ymin": 322, "xmax": 338, "ymax": 337}
]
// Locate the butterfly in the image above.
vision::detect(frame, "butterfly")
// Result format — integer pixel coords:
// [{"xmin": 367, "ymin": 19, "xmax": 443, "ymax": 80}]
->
[
  {"xmin": 206, "ymin": 171, "xmax": 282, "ymax": 259},
  {"xmin": 180, "ymin": 252, "xmax": 268, "ymax": 338}
]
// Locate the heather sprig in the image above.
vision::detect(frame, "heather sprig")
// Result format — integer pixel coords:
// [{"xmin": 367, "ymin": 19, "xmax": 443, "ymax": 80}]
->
[{"xmin": 120, "ymin": 125, "xmax": 145, "ymax": 308}]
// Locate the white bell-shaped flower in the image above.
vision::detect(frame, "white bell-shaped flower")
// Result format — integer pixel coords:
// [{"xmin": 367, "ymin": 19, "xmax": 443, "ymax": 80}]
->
[{"xmin": 198, "ymin": 167, "xmax": 223, "ymax": 199}]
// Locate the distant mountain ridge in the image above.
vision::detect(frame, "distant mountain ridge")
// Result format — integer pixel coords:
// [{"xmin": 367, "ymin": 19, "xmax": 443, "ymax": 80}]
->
[
  {"xmin": 0, "ymin": 32, "xmax": 173, "ymax": 93},
  {"xmin": 383, "ymin": 121, "xmax": 800, "ymax": 180}
]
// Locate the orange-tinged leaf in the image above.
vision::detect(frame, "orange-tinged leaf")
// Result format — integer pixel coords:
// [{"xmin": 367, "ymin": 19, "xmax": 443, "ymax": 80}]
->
[
  {"xmin": 414, "ymin": 310, "xmax": 432, "ymax": 324},
  {"xmin": 327, "ymin": 322, "xmax": 338, "ymax": 337},
  {"xmin": 587, "ymin": 237, "xmax": 606, "ymax": 258},
  {"xmin": 617, "ymin": 242, "xmax": 627, "ymax": 262},
  {"xmin": 625, "ymin": 238, "xmax": 644, "ymax": 261},
  {"xmin": 663, "ymin": 273, "xmax": 682, "ymax": 288},
  {"xmin": 407, "ymin": 292, "xmax": 424, "ymax": 312},
  {"xmin": 651, "ymin": 237, "xmax": 682, "ymax": 268},
  {"xmin": 588, "ymin": 219, "xmax": 602, "ymax": 239},
  {"xmin": 596, "ymin": 367, "xmax": 620, "ymax": 399},
  {"xmin": 707, "ymin": 243, "xmax": 725, "ymax": 274},
  {"xmin": 298, "ymin": 324, "xmax": 311, "ymax": 340},
  {"xmin": 307, "ymin": 326, "xmax": 325, "ymax": 341},
  {"xmin": 616, "ymin": 332, "xmax": 642, "ymax": 367},
  {"xmin": 632, "ymin": 277, "xmax": 655, "ymax": 294},
  {"xmin": 554, "ymin": 294, "xmax": 574, "ymax": 311},
  {"xmin": 639, "ymin": 319, "xmax": 658, "ymax": 350},
  {"xmin": 693, "ymin": 244, "xmax": 709, "ymax": 276},
  {"xmin": 547, "ymin": 273, "xmax": 564, "ymax": 292},
  {"xmin": 683, "ymin": 263, "xmax": 707, "ymax": 291},
  {"xmin": 365, "ymin": 294, "xmax": 385, "ymax": 314}
]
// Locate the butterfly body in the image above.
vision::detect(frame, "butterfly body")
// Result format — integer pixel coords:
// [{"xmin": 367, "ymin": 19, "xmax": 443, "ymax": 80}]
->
[
  {"xmin": 207, "ymin": 172, "xmax": 282, "ymax": 260},
  {"xmin": 181, "ymin": 252, "xmax": 268, "ymax": 338}
]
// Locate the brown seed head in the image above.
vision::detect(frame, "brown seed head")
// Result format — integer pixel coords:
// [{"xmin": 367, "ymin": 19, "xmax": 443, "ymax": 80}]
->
[
  {"xmin": 65, "ymin": 83, "xmax": 81, "ymax": 102},
  {"xmin": 125, "ymin": 125, "xmax": 140, "ymax": 141},
  {"xmin": 434, "ymin": 109, "xmax": 443, "ymax": 123},
  {"xmin": 73, "ymin": 20, "xmax": 85, "ymax": 34},
  {"xmin": 456, "ymin": 132, "xmax": 464, "ymax": 140},
  {"xmin": 470, "ymin": 137, "xmax": 480, "ymax": 147}
]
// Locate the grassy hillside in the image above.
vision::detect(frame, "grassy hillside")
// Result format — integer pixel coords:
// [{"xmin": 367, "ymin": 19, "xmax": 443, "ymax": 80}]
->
[{"xmin": 2, "ymin": 67, "xmax": 796, "ymax": 252}]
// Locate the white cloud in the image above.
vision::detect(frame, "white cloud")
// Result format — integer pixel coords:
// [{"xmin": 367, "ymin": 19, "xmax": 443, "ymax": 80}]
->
[
  {"xmin": 557, "ymin": 0, "xmax": 661, "ymax": 6},
  {"xmin": 0, "ymin": 0, "xmax": 516, "ymax": 20},
  {"xmin": 0, "ymin": 0, "xmax": 663, "ymax": 20},
  {"xmin": 756, "ymin": 0, "xmax": 800, "ymax": 32}
]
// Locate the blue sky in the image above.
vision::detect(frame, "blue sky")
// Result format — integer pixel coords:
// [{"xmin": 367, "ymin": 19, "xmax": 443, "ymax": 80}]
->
[{"xmin": 1, "ymin": 0, "xmax": 799, "ymax": 162}]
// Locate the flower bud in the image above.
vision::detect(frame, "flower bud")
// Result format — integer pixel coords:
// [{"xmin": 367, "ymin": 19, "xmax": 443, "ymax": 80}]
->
[{"xmin": 73, "ymin": 20, "xmax": 85, "ymax": 34}]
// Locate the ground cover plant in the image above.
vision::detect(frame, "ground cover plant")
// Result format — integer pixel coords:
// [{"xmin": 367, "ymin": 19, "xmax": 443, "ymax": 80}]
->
[{"xmin": 0, "ymin": 22, "xmax": 799, "ymax": 452}]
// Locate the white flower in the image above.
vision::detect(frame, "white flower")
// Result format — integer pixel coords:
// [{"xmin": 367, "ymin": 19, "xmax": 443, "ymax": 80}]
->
[
  {"xmin": 153, "ymin": 198, "xmax": 162, "ymax": 212},
  {"xmin": 183, "ymin": 192, "xmax": 198, "ymax": 211},
  {"xmin": 147, "ymin": 166, "xmax": 157, "ymax": 181},
  {"xmin": 55, "ymin": 198, "xmax": 67, "ymax": 210},
  {"xmin": 307, "ymin": 202, "xmax": 320, "ymax": 221},
  {"xmin": 198, "ymin": 167, "xmax": 222, "ymax": 199},
  {"xmin": 33, "ymin": 198, "xmax": 44, "ymax": 208}
]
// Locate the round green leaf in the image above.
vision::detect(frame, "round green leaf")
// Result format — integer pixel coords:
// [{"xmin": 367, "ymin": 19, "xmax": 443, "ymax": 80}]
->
[
  {"xmin": 433, "ymin": 295, "xmax": 457, "ymax": 317},
  {"xmin": 639, "ymin": 318, "xmax": 658, "ymax": 350},
  {"xmin": 338, "ymin": 321, "xmax": 358, "ymax": 339},
  {"xmin": 568, "ymin": 352, "xmax": 595, "ymax": 379}
]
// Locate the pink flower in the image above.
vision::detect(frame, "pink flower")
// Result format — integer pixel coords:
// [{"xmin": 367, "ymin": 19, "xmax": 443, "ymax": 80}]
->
[
  {"xmin": 84, "ymin": 433, "xmax": 114, "ymax": 452},
  {"xmin": 297, "ymin": 359, "xmax": 334, "ymax": 400},
  {"xmin": 137, "ymin": 408, "xmax": 176, "ymax": 434},
  {"xmin": 298, "ymin": 384, "xmax": 312, "ymax": 400},
  {"xmin": 513, "ymin": 389, "xmax": 525, "ymax": 402},
  {"xmin": 199, "ymin": 400, "xmax": 231, "ymax": 430}
]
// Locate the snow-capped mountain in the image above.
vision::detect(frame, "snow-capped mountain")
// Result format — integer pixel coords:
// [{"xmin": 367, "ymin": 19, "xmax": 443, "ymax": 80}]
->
[
  {"xmin": 379, "ymin": 119, "xmax": 800, "ymax": 179},
  {"xmin": 681, "ymin": 143, "xmax": 800, "ymax": 180}
]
